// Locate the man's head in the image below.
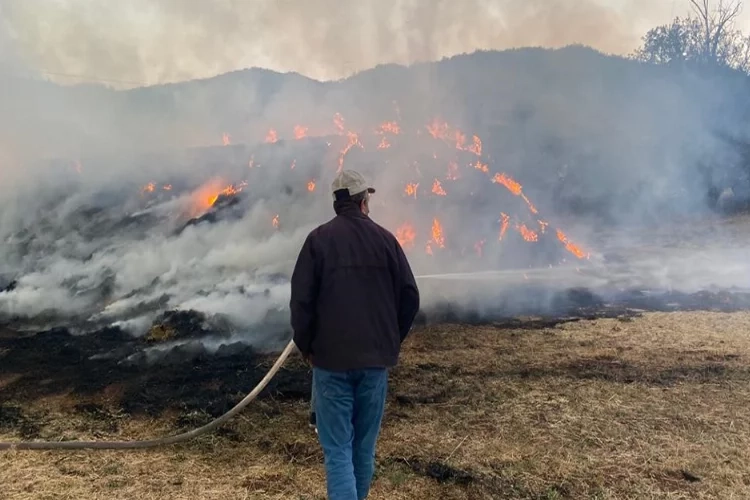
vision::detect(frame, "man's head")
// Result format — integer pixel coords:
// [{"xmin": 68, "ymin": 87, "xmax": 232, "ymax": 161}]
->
[{"xmin": 331, "ymin": 170, "xmax": 376, "ymax": 215}]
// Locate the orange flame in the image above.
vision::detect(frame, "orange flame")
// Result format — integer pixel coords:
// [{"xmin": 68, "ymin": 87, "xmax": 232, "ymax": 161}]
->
[
  {"xmin": 474, "ymin": 160, "xmax": 489, "ymax": 173},
  {"xmin": 307, "ymin": 179, "xmax": 316, "ymax": 192},
  {"xmin": 207, "ymin": 183, "xmax": 245, "ymax": 207},
  {"xmin": 431, "ymin": 218, "xmax": 445, "ymax": 248},
  {"xmin": 272, "ymin": 214, "xmax": 280, "ymax": 229},
  {"xmin": 491, "ymin": 173, "xmax": 540, "ymax": 214},
  {"xmin": 189, "ymin": 180, "xmax": 246, "ymax": 216},
  {"xmin": 425, "ymin": 119, "xmax": 483, "ymax": 157},
  {"xmin": 405, "ymin": 182, "xmax": 419, "ymax": 199},
  {"xmin": 467, "ymin": 135, "xmax": 482, "ymax": 156},
  {"xmin": 492, "ymin": 173, "xmax": 522, "ymax": 195},
  {"xmin": 378, "ymin": 136, "xmax": 391, "ymax": 149},
  {"xmin": 265, "ymin": 129, "xmax": 278, "ymax": 143},
  {"xmin": 378, "ymin": 121, "xmax": 401, "ymax": 135},
  {"xmin": 294, "ymin": 125, "xmax": 308, "ymax": 140},
  {"xmin": 431, "ymin": 179, "xmax": 446, "ymax": 196},
  {"xmin": 516, "ymin": 223, "xmax": 539, "ymax": 242},
  {"xmin": 396, "ymin": 222, "xmax": 416, "ymax": 249},
  {"xmin": 141, "ymin": 182, "xmax": 156, "ymax": 194},
  {"xmin": 425, "ymin": 243, "xmax": 433, "ymax": 256},
  {"xmin": 499, "ymin": 213, "xmax": 510, "ymax": 240},
  {"xmin": 522, "ymin": 194, "xmax": 539, "ymax": 214},
  {"xmin": 163, "ymin": 184, "xmax": 172, "ymax": 191},
  {"xmin": 556, "ymin": 229, "xmax": 589, "ymax": 259},
  {"xmin": 338, "ymin": 131, "xmax": 362, "ymax": 172},
  {"xmin": 222, "ymin": 133, "xmax": 231, "ymax": 146}
]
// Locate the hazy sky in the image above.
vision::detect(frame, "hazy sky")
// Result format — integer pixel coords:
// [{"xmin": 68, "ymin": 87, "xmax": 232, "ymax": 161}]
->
[{"xmin": 1, "ymin": 0, "xmax": 750, "ymax": 87}]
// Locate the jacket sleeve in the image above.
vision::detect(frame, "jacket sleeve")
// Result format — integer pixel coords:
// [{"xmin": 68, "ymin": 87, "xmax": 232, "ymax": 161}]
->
[
  {"xmin": 290, "ymin": 232, "xmax": 319, "ymax": 356},
  {"xmin": 394, "ymin": 241, "xmax": 420, "ymax": 342}
]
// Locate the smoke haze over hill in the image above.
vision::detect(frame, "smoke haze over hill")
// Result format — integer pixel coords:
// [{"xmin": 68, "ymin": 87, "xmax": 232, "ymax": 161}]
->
[{"xmin": 4, "ymin": 0, "xmax": 750, "ymax": 85}]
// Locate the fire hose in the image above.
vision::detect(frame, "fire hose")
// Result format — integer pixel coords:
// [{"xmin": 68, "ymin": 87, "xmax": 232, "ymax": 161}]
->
[{"xmin": 0, "ymin": 340, "xmax": 297, "ymax": 450}]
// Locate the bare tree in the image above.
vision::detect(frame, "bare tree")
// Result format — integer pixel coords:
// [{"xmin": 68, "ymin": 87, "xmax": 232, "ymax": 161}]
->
[
  {"xmin": 636, "ymin": 0, "xmax": 750, "ymax": 73},
  {"xmin": 734, "ymin": 34, "xmax": 750, "ymax": 72},
  {"xmin": 689, "ymin": 0, "xmax": 742, "ymax": 63}
]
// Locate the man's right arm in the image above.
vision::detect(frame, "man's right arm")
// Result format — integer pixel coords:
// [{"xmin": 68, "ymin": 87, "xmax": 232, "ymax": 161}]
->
[
  {"xmin": 394, "ymin": 241, "xmax": 420, "ymax": 342},
  {"xmin": 290, "ymin": 232, "xmax": 319, "ymax": 356}
]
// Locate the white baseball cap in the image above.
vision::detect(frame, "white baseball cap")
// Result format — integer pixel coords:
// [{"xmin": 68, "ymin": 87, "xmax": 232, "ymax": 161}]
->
[{"xmin": 331, "ymin": 170, "xmax": 376, "ymax": 200}]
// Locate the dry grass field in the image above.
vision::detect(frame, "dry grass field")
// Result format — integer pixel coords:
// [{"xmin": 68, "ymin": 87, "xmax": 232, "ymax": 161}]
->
[{"xmin": 2, "ymin": 311, "xmax": 750, "ymax": 499}]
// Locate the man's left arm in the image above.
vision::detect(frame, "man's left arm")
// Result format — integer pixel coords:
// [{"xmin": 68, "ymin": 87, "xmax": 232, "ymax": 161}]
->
[{"xmin": 290, "ymin": 232, "xmax": 319, "ymax": 358}]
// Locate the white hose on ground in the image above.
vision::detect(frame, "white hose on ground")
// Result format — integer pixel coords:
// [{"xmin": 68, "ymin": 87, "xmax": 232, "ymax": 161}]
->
[{"xmin": 0, "ymin": 340, "xmax": 297, "ymax": 451}]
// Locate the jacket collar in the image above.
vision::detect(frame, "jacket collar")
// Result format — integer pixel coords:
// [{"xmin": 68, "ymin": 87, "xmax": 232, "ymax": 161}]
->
[{"xmin": 333, "ymin": 200, "xmax": 368, "ymax": 219}]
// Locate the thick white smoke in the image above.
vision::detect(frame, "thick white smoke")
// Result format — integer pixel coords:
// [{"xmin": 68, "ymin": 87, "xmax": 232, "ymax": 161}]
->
[{"xmin": 0, "ymin": 144, "xmax": 321, "ymax": 338}]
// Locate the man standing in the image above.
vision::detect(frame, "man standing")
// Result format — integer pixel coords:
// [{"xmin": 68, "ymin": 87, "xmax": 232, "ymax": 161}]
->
[{"xmin": 290, "ymin": 170, "xmax": 420, "ymax": 500}]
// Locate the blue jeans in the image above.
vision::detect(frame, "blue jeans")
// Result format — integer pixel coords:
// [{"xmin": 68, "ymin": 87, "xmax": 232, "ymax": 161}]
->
[{"xmin": 313, "ymin": 367, "xmax": 388, "ymax": 500}]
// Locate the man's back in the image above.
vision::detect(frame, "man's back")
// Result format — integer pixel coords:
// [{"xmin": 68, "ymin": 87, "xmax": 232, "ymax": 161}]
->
[
  {"xmin": 290, "ymin": 170, "xmax": 419, "ymax": 499},
  {"xmin": 290, "ymin": 201, "xmax": 419, "ymax": 371}
]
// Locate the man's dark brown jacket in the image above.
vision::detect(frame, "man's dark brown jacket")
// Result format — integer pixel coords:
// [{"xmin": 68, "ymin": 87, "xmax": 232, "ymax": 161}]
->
[{"xmin": 290, "ymin": 200, "xmax": 420, "ymax": 371}]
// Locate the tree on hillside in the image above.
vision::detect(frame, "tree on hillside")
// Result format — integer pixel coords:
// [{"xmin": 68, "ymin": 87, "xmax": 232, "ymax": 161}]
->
[{"xmin": 635, "ymin": 0, "xmax": 750, "ymax": 73}]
